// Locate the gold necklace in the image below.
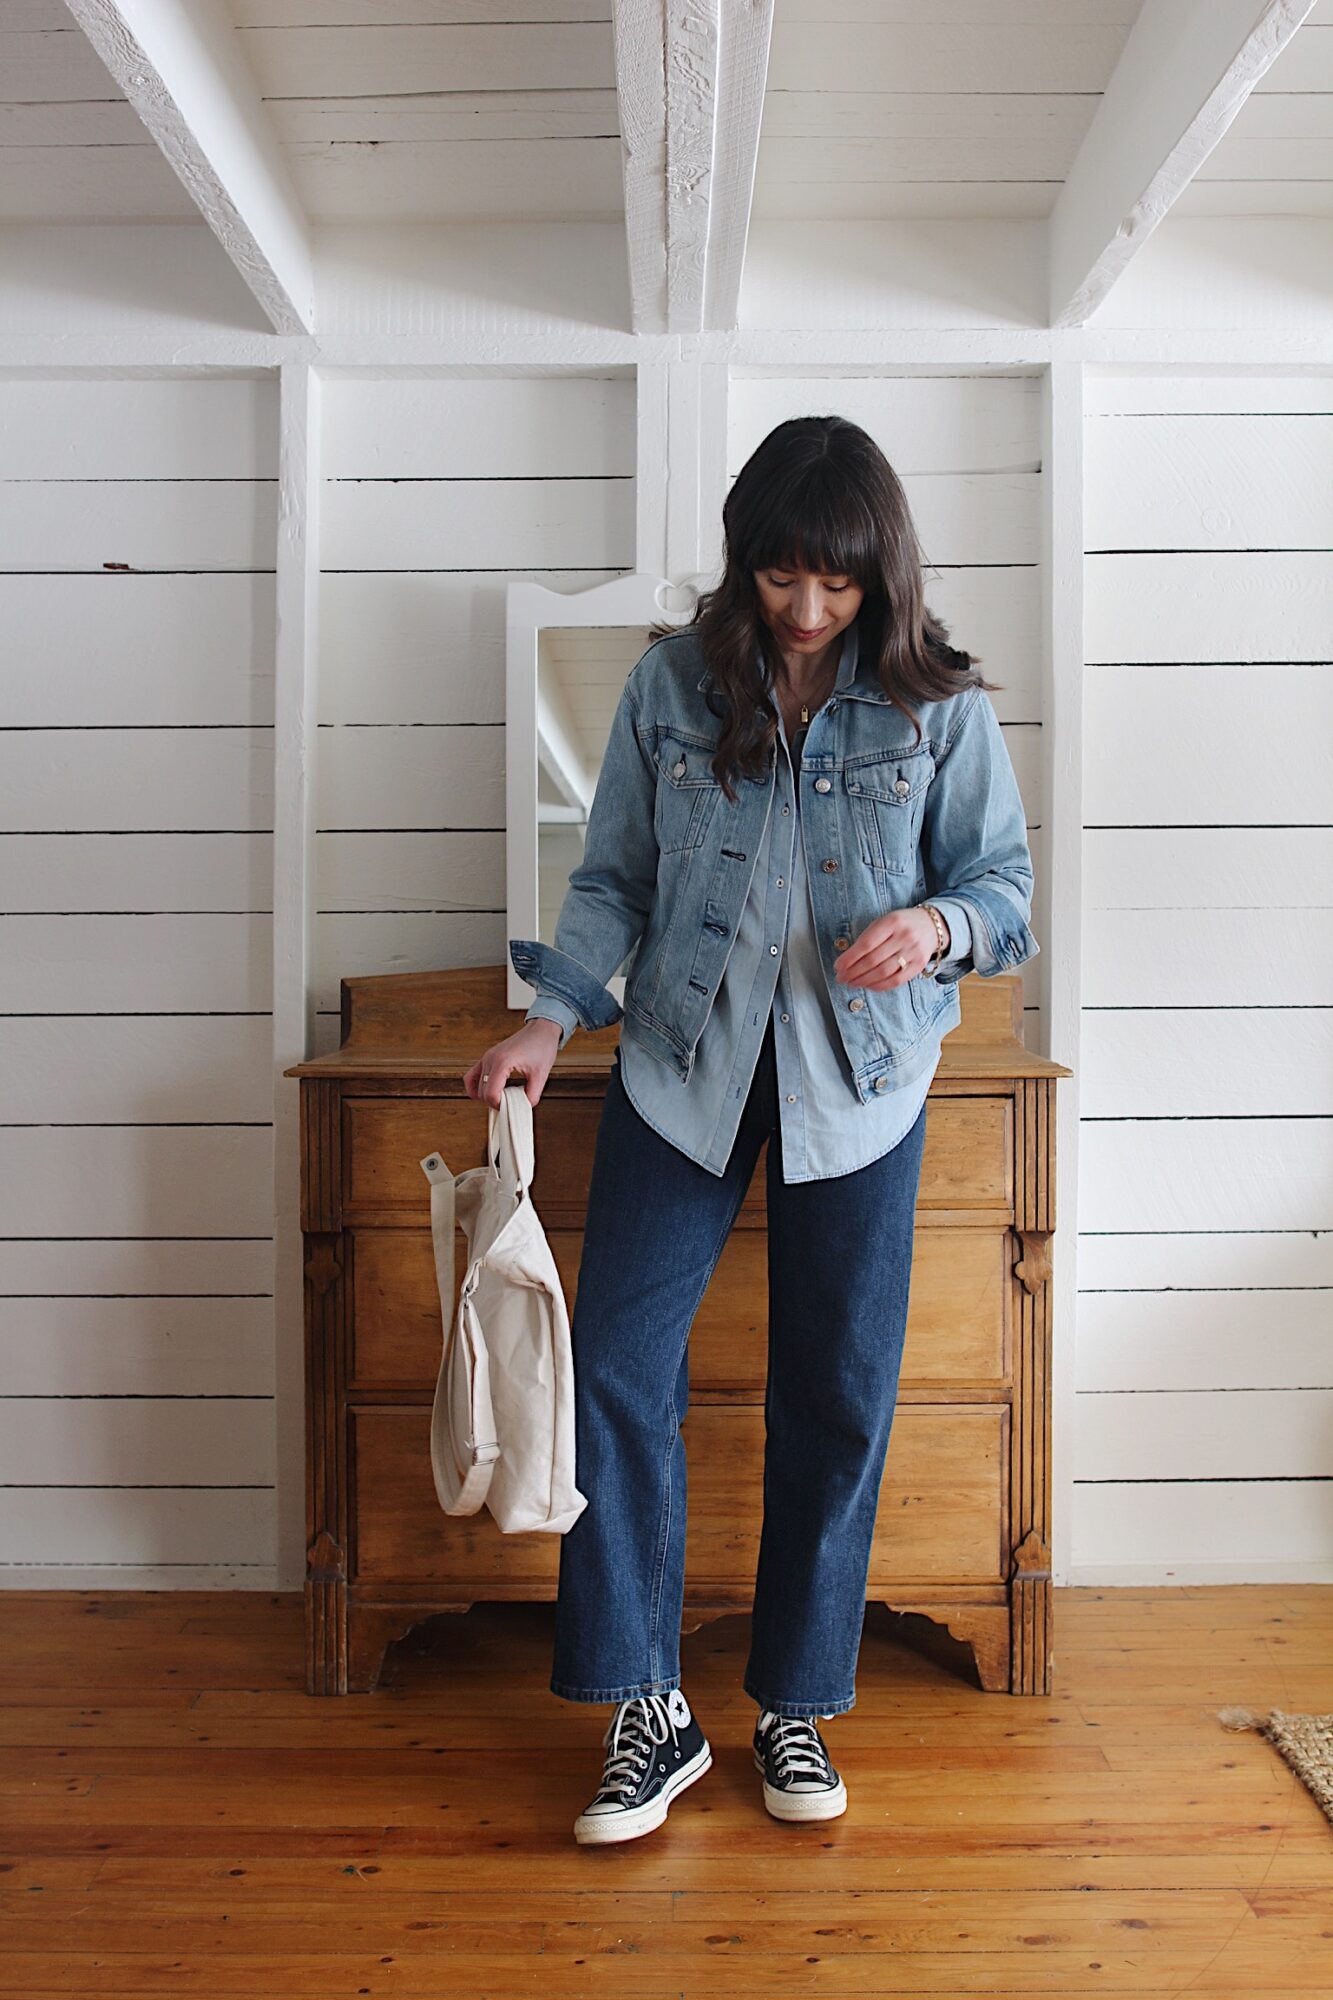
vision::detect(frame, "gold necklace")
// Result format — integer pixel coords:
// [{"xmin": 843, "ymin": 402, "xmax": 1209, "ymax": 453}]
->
[{"xmin": 796, "ymin": 660, "xmax": 838, "ymax": 725}]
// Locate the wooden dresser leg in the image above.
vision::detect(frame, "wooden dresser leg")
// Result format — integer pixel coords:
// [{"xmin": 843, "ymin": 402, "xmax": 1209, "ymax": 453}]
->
[
  {"xmin": 1010, "ymin": 1530, "xmax": 1053, "ymax": 1694},
  {"xmin": 305, "ymin": 1531, "xmax": 348, "ymax": 1695}
]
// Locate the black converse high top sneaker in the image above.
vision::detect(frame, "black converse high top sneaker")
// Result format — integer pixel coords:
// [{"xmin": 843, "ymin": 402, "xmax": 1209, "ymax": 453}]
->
[
  {"xmin": 752, "ymin": 1709, "xmax": 848, "ymax": 1821},
  {"xmin": 573, "ymin": 1688, "xmax": 712, "ymax": 1845}
]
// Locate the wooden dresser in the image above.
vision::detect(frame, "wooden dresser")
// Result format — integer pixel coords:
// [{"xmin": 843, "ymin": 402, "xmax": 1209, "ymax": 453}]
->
[{"xmin": 284, "ymin": 967, "xmax": 1070, "ymax": 1698}]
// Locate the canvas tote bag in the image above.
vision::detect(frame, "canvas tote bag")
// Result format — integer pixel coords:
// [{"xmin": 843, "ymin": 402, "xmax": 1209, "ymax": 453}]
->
[{"xmin": 419, "ymin": 1083, "xmax": 587, "ymax": 1535}]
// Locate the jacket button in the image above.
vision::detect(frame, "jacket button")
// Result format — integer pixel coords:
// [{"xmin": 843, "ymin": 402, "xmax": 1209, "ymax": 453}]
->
[
  {"xmin": 849, "ymin": 997, "xmax": 865, "ymax": 1012},
  {"xmin": 814, "ymin": 776, "xmax": 831, "ymax": 793},
  {"xmin": 834, "ymin": 934, "xmax": 850, "ymax": 950},
  {"xmin": 894, "ymin": 777, "xmax": 910, "ymax": 795},
  {"xmin": 673, "ymin": 758, "xmax": 686, "ymax": 777},
  {"xmin": 873, "ymin": 1075, "xmax": 888, "ymax": 1092},
  {"xmin": 822, "ymin": 858, "xmax": 838, "ymax": 872}
]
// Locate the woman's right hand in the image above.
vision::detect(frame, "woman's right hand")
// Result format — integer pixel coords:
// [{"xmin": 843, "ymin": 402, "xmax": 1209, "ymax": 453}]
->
[{"xmin": 464, "ymin": 1017, "xmax": 564, "ymax": 1109}]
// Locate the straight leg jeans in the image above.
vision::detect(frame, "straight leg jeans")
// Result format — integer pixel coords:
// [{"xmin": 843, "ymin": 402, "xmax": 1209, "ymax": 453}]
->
[{"xmin": 549, "ymin": 1007, "xmax": 927, "ymax": 1719}]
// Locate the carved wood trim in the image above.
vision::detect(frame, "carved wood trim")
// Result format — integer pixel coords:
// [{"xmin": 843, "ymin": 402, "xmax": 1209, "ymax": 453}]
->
[
  {"xmin": 877, "ymin": 1601, "xmax": 1013, "ymax": 1692},
  {"xmin": 346, "ymin": 1605, "xmax": 474, "ymax": 1694},
  {"xmin": 300, "ymin": 1077, "xmax": 342, "ymax": 1232},
  {"xmin": 1013, "ymin": 1228, "xmax": 1052, "ymax": 1295},
  {"xmin": 303, "ymin": 1238, "xmax": 343, "ymax": 1296}
]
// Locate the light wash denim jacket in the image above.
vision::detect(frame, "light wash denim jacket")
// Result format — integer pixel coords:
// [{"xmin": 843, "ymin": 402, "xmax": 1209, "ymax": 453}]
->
[
  {"xmin": 510, "ymin": 623, "xmax": 1039, "ymax": 1106},
  {"xmin": 610, "ymin": 621, "xmax": 974, "ymax": 1180}
]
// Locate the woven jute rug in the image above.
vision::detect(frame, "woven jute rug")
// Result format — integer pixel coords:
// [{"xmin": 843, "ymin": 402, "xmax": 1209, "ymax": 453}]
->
[{"xmin": 1219, "ymin": 1705, "xmax": 1333, "ymax": 1826}]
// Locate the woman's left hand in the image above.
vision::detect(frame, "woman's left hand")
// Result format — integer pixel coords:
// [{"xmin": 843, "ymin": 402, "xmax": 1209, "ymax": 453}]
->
[{"xmin": 833, "ymin": 906, "xmax": 940, "ymax": 991}]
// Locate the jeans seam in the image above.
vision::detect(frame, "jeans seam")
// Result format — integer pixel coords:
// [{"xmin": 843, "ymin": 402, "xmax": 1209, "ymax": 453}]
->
[
  {"xmin": 645, "ymin": 1154, "xmax": 760, "ymax": 1686},
  {"xmin": 745, "ymin": 1689, "xmax": 856, "ymax": 1715},
  {"xmin": 551, "ymin": 1677, "xmax": 681, "ymax": 1702},
  {"xmin": 647, "ymin": 1406, "xmax": 673, "ymax": 1684}
]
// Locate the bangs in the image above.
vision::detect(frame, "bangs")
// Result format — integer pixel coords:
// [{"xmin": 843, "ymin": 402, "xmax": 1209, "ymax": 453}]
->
[
  {"xmin": 762, "ymin": 532, "xmax": 863, "ymax": 581},
  {"xmin": 736, "ymin": 467, "xmax": 877, "ymax": 586}
]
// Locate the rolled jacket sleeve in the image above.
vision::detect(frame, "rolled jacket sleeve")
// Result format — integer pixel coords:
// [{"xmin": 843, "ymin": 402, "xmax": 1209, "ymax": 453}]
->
[
  {"xmin": 921, "ymin": 687, "xmax": 1039, "ymax": 982},
  {"xmin": 509, "ymin": 657, "xmax": 661, "ymax": 1040}
]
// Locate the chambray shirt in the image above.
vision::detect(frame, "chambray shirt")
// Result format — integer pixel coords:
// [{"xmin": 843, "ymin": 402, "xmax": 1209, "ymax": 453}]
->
[{"xmin": 527, "ymin": 623, "xmax": 974, "ymax": 1185}]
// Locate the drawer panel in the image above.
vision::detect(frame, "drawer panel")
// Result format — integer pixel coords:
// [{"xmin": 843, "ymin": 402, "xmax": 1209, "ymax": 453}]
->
[
  {"xmin": 351, "ymin": 1223, "xmax": 1009, "ymax": 1393},
  {"xmin": 344, "ymin": 1096, "xmax": 605, "ymax": 1226},
  {"xmin": 688, "ymin": 1404, "xmax": 1008, "ymax": 1590},
  {"xmin": 682, "ymin": 1223, "xmax": 1009, "ymax": 1392},
  {"xmin": 344, "ymin": 1090, "xmax": 1012, "ymax": 1221},
  {"xmin": 349, "ymin": 1403, "xmax": 1007, "ymax": 1589}
]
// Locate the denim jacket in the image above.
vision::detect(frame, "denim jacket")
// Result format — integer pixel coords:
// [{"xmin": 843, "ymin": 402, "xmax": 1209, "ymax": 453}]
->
[{"xmin": 510, "ymin": 624, "xmax": 1039, "ymax": 1105}]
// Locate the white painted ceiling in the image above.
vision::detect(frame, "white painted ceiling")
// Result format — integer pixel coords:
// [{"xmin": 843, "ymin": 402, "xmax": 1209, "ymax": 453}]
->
[
  {"xmin": 754, "ymin": 0, "xmax": 1142, "ymax": 222},
  {"xmin": 754, "ymin": 0, "xmax": 1331, "ymax": 222},
  {"xmin": 2, "ymin": 0, "xmax": 1329, "ymax": 227}
]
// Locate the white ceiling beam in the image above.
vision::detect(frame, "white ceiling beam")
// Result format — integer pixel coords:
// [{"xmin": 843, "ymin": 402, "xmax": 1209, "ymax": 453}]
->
[
  {"xmin": 64, "ymin": 0, "xmax": 316, "ymax": 334},
  {"xmin": 1048, "ymin": 0, "xmax": 1316, "ymax": 327},
  {"xmin": 615, "ymin": 0, "xmax": 774, "ymax": 335},
  {"xmin": 536, "ymin": 690, "xmax": 596, "ymax": 817}
]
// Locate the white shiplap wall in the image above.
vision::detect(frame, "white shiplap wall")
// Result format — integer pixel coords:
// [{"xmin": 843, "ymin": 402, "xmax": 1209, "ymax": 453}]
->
[
  {"xmin": 726, "ymin": 372, "xmax": 1047, "ymax": 1046},
  {"xmin": 1077, "ymin": 370, "xmax": 1333, "ymax": 1579},
  {"xmin": 0, "ymin": 374, "xmax": 280, "ymax": 1584},
  {"xmin": 4, "ymin": 350, "xmax": 1328, "ymax": 1590},
  {"xmin": 312, "ymin": 371, "xmax": 636, "ymax": 1053}
]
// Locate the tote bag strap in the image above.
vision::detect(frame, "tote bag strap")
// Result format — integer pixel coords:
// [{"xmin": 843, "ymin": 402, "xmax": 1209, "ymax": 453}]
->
[
  {"xmin": 420, "ymin": 1149, "xmax": 501, "ymax": 1513},
  {"xmin": 489, "ymin": 1082, "xmax": 536, "ymax": 1198}
]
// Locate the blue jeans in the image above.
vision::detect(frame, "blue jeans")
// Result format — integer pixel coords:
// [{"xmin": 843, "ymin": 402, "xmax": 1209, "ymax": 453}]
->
[{"xmin": 550, "ymin": 1005, "xmax": 927, "ymax": 1719}]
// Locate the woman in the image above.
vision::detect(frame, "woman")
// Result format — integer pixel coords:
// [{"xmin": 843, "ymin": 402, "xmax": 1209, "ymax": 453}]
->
[{"xmin": 468, "ymin": 415, "xmax": 1039, "ymax": 1845}]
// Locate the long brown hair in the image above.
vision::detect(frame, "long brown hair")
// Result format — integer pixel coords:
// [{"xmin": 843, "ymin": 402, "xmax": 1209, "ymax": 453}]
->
[{"xmin": 648, "ymin": 414, "xmax": 999, "ymax": 802}]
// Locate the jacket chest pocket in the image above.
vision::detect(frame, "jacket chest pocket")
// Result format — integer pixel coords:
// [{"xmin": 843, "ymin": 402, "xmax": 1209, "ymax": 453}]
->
[
  {"xmin": 844, "ymin": 751, "xmax": 933, "ymax": 876},
  {"xmin": 653, "ymin": 736, "xmax": 721, "ymax": 853}
]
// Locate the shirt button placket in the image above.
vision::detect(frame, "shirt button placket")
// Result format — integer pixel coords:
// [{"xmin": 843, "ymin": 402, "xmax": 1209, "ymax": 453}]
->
[{"xmin": 770, "ymin": 754, "xmax": 803, "ymax": 1162}]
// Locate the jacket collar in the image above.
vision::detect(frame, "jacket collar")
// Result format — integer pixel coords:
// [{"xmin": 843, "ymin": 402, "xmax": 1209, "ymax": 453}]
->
[{"xmin": 694, "ymin": 615, "xmax": 892, "ymax": 703}]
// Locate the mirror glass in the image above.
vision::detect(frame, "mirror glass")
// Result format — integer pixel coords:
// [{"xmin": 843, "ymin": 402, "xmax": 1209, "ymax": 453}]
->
[{"xmin": 536, "ymin": 624, "xmax": 655, "ymax": 948}]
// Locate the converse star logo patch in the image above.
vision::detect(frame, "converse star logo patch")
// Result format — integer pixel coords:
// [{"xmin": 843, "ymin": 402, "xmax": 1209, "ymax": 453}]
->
[{"xmin": 667, "ymin": 1689, "xmax": 690, "ymax": 1728}]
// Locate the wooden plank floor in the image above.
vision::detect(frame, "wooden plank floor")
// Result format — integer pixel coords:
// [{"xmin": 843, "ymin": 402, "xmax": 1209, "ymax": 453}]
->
[{"xmin": 1, "ymin": 1586, "xmax": 1330, "ymax": 1995}]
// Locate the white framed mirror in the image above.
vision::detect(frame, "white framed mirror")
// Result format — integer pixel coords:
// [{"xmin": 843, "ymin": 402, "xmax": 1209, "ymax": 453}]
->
[{"xmin": 504, "ymin": 574, "xmax": 704, "ymax": 1017}]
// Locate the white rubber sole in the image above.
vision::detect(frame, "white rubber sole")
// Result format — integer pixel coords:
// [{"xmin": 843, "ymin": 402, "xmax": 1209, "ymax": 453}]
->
[
  {"xmin": 752, "ymin": 1746, "xmax": 848, "ymax": 1821},
  {"xmin": 573, "ymin": 1739, "xmax": 713, "ymax": 1845}
]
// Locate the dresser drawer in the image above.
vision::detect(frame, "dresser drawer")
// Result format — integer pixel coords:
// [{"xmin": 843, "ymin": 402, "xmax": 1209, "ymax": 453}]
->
[
  {"xmin": 350, "ymin": 1222, "xmax": 1011, "ymax": 1394},
  {"xmin": 686, "ymin": 1404, "xmax": 1009, "ymax": 1590},
  {"xmin": 348, "ymin": 1403, "xmax": 1007, "ymax": 1590},
  {"xmin": 343, "ymin": 1095, "xmax": 605, "ymax": 1226},
  {"xmin": 682, "ymin": 1223, "xmax": 1010, "ymax": 1391},
  {"xmin": 343, "ymin": 1089, "xmax": 1013, "ymax": 1223}
]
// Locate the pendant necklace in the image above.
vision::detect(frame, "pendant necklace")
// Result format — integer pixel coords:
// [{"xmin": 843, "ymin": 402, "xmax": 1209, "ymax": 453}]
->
[{"xmin": 799, "ymin": 661, "xmax": 837, "ymax": 724}]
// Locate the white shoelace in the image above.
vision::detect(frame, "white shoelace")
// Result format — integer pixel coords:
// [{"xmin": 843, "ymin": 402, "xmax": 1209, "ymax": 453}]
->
[
  {"xmin": 596, "ymin": 1694, "xmax": 678, "ymax": 1798},
  {"xmin": 762, "ymin": 1712, "xmax": 834, "ymax": 1783}
]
